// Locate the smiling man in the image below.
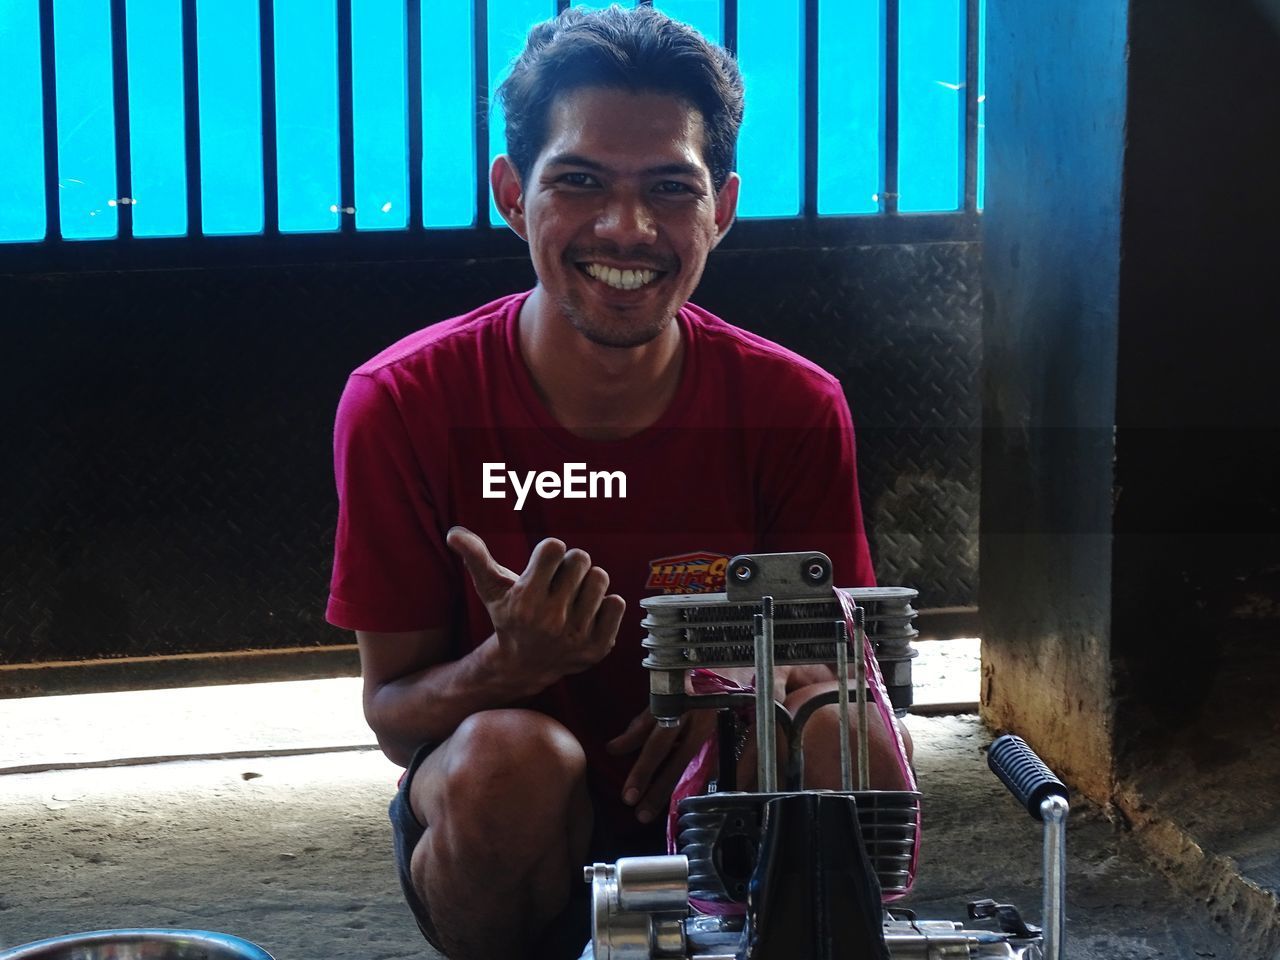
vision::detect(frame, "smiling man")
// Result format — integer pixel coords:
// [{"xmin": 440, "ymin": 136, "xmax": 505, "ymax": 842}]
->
[{"xmin": 327, "ymin": 7, "xmax": 909, "ymax": 960}]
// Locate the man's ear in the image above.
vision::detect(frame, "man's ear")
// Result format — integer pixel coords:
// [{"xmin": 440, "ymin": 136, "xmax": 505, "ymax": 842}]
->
[
  {"xmin": 490, "ymin": 155, "xmax": 527, "ymax": 239},
  {"xmin": 711, "ymin": 172, "xmax": 741, "ymax": 247}
]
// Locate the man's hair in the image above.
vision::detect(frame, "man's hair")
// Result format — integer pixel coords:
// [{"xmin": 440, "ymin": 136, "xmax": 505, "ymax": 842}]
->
[{"xmin": 495, "ymin": 4, "xmax": 744, "ymax": 192}]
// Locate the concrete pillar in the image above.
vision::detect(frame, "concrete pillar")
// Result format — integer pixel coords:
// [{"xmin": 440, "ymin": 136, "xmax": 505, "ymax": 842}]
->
[
  {"xmin": 980, "ymin": 0, "xmax": 1280, "ymax": 801},
  {"xmin": 979, "ymin": 0, "xmax": 1128, "ymax": 800}
]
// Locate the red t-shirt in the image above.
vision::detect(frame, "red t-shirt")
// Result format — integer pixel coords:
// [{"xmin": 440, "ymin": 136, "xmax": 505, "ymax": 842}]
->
[{"xmin": 327, "ymin": 291, "xmax": 874, "ymax": 828}]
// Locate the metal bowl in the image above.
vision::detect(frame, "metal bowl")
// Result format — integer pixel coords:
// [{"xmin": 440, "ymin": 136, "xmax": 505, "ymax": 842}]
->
[{"xmin": 0, "ymin": 930, "xmax": 275, "ymax": 960}]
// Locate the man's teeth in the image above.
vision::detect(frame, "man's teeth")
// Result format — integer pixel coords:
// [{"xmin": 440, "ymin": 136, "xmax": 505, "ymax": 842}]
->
[{"xmin": 583, "ymin": 262, "xmax": 659, "ymax": 291}]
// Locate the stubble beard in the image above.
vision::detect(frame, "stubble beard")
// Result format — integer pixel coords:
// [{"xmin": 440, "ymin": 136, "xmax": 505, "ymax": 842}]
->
[{"xmin": 558, "ymin": 290, "xmax": 675, "ymax": 349}]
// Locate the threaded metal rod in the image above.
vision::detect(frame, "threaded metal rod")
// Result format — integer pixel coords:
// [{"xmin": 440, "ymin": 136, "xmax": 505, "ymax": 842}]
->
[
  {"xmin": 834, "ymin": 619, "xmax": 852, "ymax": 792},
  {"xmin": 854, "ymin": 605, "xmax": 870, "ymax": 791},
  {"xmin": 754, "ymin": 598, "xmax": 777, "ymax": 792}
]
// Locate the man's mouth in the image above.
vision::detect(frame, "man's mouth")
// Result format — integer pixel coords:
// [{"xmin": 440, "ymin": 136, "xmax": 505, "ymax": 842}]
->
[{"xmin": 579, "ymin": 261, "xmax": 666, "ymax": 292}]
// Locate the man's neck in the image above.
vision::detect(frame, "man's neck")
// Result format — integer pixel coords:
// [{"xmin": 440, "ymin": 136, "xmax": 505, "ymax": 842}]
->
[{"xmin": 517, "ymin": 287, "xmax": 685, "ymax": 442}]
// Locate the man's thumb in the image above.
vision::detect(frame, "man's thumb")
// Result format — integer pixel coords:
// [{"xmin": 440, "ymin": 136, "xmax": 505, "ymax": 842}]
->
[{"xmin": 446, "ymin": 526, "xmax": 514, "ymax": 603}]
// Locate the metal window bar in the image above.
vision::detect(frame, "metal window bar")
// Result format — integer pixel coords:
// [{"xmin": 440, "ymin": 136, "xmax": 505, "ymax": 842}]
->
[
  {"xmin": 259, "ymin": 0, "xmax": 280, "ymax": 236},
  {"xmin": 182, "ymin": 0, "xmax": 203, "ymax": 237},
  {"xmin": 473, "ymin": 0, "xmax": 490, "ymax": 229},
  {"xmin": 802, "ymin": 0, "xmax": 817, "ymax": 218},
  {"xmin": 881, "ymin": 0, "xmax": 900, "ymax": 216},
  {"xmin": 338, "ymin": 0, "xmax": 356, "ymax": 233},
  {"xmin": 722, "ymin": 0, "xmax": 737, "ymax": 57},
  {"xmin": 37, "ymin": 0, "xmax": 61, "ymax": 248},
  {"xmin": 723, "ymin": 0, "xmax": 737, "ymax": 172},
  {"xmin": 5, "ymin": 0, "xmax": 980, "ymax": 271},
  {"xmin": 109, "ymin": 0, "xmax": 134, "ymax": 241},
  {"xmin": 407, "ymin": 0, "xmax": 424, "ymax": 230},
  {"xmin": 963, "ymin": 0, "xmax": 979, "ymax": 213}
]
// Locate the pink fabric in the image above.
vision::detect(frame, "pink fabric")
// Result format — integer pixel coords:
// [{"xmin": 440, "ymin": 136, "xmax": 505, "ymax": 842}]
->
[{"xmin": 664, "ymin": 669, "xmax": 752, "ymax": 851}]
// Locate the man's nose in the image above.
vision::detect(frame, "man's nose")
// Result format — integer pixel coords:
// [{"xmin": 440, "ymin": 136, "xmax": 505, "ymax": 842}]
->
[{"xmin": 595, "ymin": 192, "xmax": 657, "ymax": 246}]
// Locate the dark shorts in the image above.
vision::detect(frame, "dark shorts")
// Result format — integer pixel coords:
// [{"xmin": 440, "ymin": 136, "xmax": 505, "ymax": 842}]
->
[{"xmin": 390, "ymin": 741, "xmax": 664, "ymax": 960}]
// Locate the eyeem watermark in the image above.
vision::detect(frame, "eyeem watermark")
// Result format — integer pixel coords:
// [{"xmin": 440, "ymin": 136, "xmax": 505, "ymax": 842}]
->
[{"xmin": 483, "ymin": 462, "xmax": 627, "ymax": 511}]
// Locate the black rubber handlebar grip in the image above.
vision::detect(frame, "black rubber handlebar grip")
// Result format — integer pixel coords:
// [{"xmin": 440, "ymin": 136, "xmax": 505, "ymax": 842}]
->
[{"xmin": 987, "ymin": 734, "xmax": 1068, "ymax": 821}]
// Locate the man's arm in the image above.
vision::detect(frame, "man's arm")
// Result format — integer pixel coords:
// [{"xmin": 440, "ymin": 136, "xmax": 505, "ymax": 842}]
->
[
  {"xmin": 356, "ymin": 527, "xmax": 626, "ymax": 767},
  {"xmin": 356, "ymin": 628, "xmax": 552, "ymax": 767}
]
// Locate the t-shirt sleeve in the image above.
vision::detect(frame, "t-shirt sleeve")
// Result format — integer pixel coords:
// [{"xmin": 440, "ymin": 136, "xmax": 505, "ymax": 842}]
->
[
  {"xmin": 326, "ymin": 371, "xmax": 459, "ymax": 631},
  {"xmin": 757, "ymin": 379, "xmax": 876, "ymax": 588}
]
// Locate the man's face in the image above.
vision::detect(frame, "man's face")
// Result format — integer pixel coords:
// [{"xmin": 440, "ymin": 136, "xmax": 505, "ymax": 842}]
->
[{"xmin": 493, "ymin": 86, "xmax": 739, "ymax": 349}]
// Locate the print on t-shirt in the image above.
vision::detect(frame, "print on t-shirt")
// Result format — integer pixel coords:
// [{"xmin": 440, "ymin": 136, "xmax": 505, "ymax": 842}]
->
[{"xmin": 646, "ymin": 551, "xmax": 730, "ymax": 594}]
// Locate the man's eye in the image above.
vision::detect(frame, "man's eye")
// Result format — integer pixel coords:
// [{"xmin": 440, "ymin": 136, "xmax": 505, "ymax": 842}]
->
[
  {"xmin": 559, "ymin": 172, "xmax": 598, "ymax": 187},
  {"xmin": 656, "ymin": 181, "xmax": 694, "ymax": 194}
]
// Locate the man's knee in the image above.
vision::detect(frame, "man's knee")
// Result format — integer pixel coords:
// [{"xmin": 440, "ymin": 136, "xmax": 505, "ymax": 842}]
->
[
  {"xmin": 409, "ymin": 708, "xmax": 591, "ymax": 923},
  {"xmin": 416, "ymin": 709, "xmax": 588, "ymax": 835},
  {"xmin": 451, "ymin": 708, "xmax": 585, "ymax": 781}
]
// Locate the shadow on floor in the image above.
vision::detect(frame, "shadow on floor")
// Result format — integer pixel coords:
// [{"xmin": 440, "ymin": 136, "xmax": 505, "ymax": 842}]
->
[{"xmin": 0, "ymin": 713, "xmax": 1235, "ymax": 960}]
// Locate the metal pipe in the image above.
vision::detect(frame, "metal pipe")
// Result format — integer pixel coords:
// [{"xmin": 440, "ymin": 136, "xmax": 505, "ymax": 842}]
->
[
  {"xmin": 615, "ymin": 855, "xmax": 690, "ymax": 913},
  {"xmin": 1040, "ymin": 793, "xmax": 1069, "ymax": 960},
  {"xmin": 754, "ymin": 598, "xmax": 777, "ymax": 792},
  {"xmin": 834, "ymin": 619, "xmax": 852, "ymax": 791},
  {"xmin": 853, "ymin": 605, "xmax": 870, "ymax": 790}
]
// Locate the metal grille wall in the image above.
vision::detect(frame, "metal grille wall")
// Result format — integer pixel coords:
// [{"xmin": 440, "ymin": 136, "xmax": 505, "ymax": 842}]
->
[
  {"xmin": 701, "ymin": 243, "xmax": 981, "ymax": 607},
  {"xmin": 4, "ymin": 0, "xmax": 983, "ymax": 263},
  {"xmin": 0, "ymin": 243, "xmax": 979, "ymax": 668}
]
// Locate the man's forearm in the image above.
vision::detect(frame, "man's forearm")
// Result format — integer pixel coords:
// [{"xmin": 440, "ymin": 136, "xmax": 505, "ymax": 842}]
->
[{"xmin": 365, "ymin": 634, "xmax": 561, "ymax": 766}]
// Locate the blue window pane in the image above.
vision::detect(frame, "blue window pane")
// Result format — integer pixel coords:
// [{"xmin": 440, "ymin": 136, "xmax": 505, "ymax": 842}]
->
[
  {"xmin": 977, "ymin": 0, "xmax": 986, "ymax": 210},
  {"xmin": 126, "ymin": 0, "xmax": 188, "ymax": 238},
  {"xmin": 737, "ymin": 0, "xmax": 801, "ymax": 218},
  {"xmin": 651, "ymin": 0, "xmax": 720, "ymax": 45},
  {"xmin": 0, "ymin": 1, "xmax": 47, "ymax": 242},
  {"xmin": 273, "ymin": 0, "xmax": 341, "ymax": 233},
  {"xmin": 353, "ymin": 0, "xmax": 408, "ymax": 231},
  {"xmin": 898, "ymin": 0, "xmax": 964, "ymax": 212},
  {"xmin": 818, "ymin": 0, "xmax": 879, "ymax": 215},
  {"xmin": 54, "ymin": 0, "xmax": 118, "ymax": 239},
  {"xmin": 487, "ymin": 0, "xmax": 555, "ymax": 227},
  {"xmin": 422, "ymin": 0, "xmax": 476, "ymax": 227},
  {"xmin": 196, "ymin": 0, "xmax": 264, "ymax": 235}
]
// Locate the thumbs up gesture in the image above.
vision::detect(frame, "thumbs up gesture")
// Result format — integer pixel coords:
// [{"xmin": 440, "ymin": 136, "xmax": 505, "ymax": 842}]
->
[{"xmin": 446, "ymin": 526, "xmax": 627, "ymax": 686}]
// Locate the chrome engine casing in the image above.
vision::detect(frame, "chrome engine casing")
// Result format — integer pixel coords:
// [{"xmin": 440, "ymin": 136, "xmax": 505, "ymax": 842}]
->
[
  {"xmin": 583, "ymin": 872, "xmax": 1051, "ymax": 960},
  {"xmin": 581, "ymin": 552, "xmax": 1067, "ymax": 960}
]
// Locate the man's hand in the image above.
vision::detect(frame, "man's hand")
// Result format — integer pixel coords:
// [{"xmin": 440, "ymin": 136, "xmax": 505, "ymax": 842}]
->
[
  {"xmin": 446, "ymin": 526, "xmax": 626, "ymax": 688},
  {"xmin": 606, "ymin": 708, "xmax": 718, "ymax": 824}
]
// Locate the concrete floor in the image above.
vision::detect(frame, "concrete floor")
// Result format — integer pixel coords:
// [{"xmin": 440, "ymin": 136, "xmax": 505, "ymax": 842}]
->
[
  {"xmin": 1113, "ymin": 626, "xmax": 1280, "ymax": 960},
  {"xmin": 0, "ymin": 643, "xmax": 1245, "ymax": 958}
]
